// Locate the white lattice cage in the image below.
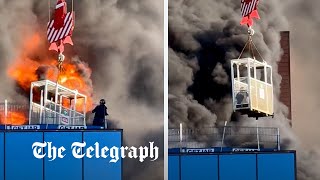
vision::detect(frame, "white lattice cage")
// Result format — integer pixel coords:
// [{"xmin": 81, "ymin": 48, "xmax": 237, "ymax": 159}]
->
[
  {"xmin": 231, "ymin": 58, "xmax": 273, "ymax": 118},
  {"xmin": 29, "ymin": 80, "xmax": 87, "ymax": 125}
]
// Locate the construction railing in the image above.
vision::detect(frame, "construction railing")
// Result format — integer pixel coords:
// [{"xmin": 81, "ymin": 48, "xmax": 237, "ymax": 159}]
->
[
  {"xmin": 169, "ymin": 124, "xmax": 280, "ymax": 150},
  {"xmin": 0, "ymin": 101, "xmax": 29, "ymax": 125},
  {"xmin": 0, "ymin": 100, "xmax": 87, "ymax": 126}
]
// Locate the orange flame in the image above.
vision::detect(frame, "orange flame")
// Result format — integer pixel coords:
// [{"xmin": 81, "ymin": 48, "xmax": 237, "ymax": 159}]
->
[
  {"xmin": 0, "ymin": 112, "xmax": 27, "ymax": 125},
  {"xmin": 7, "ymin": 33, "xmax": 94, "ymax": 117},
  {"xmin": 9, "ymin": 57, "xmax": 39, "ymax": 91}
]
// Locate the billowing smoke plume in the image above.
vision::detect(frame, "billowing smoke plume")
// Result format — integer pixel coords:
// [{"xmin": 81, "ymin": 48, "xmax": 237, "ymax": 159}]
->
[
  {"xmin": 0, "ymin": 1, "xmax": 163, "ymax": 179},
  {"xmin": 169, "ymin": 0, "xmax": 287, "ymax": 129},
  {"xmin": 169, "ymin": 0, "xmax": 320, "ymax": 179},
  {"xmin": 283, "ymin": 0, "xmax": 320, "ymax": 179}
]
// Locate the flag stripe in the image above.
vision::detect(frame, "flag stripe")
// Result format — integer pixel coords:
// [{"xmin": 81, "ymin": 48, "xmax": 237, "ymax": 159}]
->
[
  {"xmin": 241, "ymin": 3, "xmax": 244, "ymax": 15},
  {"xmin": 64, "ymin": 22, "xmax": 73, "ymax": 39},
  {"xmin": 241, "ymin": 0, "xmax": 258, "ymax": 17},
  {"xmin": 47, "ymin": 12, "xmax": 73, "ymax": 43},
  {"xmin": 54, "ymin": 27, "xmax": 63, "ymax": 42},
  {"xmin": 248, "ymin": 2, "xmax": 253, "ymax": 14},
  {"xmin": 60, "ymin": 15, "xmax": 72, "ymax": 39},
  {"xmin": 56, "ymin": 2, "xmax": 65, "ymax": 9},
  {"xmin": 47, "ymin": 20, "xmax": 54, "ymax": 35},
  {"xmin": 48, "ymin": 28, "xmax": 55, "ymax": 41},
  {"xmin": 244, "ymin": 2, "xmax": 250, "ymax": 16},
  {"xmin": 51, "ymin": 30, "xmax": 58, "ymax": 43},
  {"xmin": 63, "ymin": 13, "xmax": 73, "ymax": 37},
  {"xmin": 247, "ymin": 1, "xmax": 253, "ymax": 14},
  {"xmin": 59, "ymin": 12, "xmax": 72, "ymax": 39},
  {"xmin": 253, "ymin": 0, "xmax": 257, "ymax": 10},
  {"xmin": 249, "ymin": 1, "xmax": 255, "ymax": 14},
  {"xmin": 64, "ymin": 12, "xmax": 71, "ymax": 24}
]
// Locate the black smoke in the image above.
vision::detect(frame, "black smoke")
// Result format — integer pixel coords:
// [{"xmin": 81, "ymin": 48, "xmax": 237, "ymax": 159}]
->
[
  {"xmin": 169, "ymin": 0, "xmax": 287, "ymax": 130},
  {"xmin": 169, "ymin": 0, "xmax": 320, "ymax": 179},
  {"xmin": 0, "ymin": 1, "xmax": 163, "ymax": 179}
]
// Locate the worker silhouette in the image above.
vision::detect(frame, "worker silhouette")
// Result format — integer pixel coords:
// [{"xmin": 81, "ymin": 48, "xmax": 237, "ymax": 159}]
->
[
  {"xmin": 236, "ymin": 87, "xmax": 249, "ymax": 105},
  {"xmin": 92, "ymin": 99, "xmax": 108, "ymax": 127}
]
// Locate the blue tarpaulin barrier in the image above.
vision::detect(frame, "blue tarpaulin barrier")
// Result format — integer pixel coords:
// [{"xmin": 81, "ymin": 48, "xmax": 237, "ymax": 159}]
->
[
  {"xmin": 169, "ymin": 147, "xmax": 277, "ymax": 153},
  {"xmin": 0, "ymin": 124, "xmax": 104, "ymax": 130},
  {"xmin": 0, "ymin": 128, "xmax": 123, "ymax": 180},
  {"xmin": 169, "ymin": 151, "xmax": 296, "ymax": 180}
]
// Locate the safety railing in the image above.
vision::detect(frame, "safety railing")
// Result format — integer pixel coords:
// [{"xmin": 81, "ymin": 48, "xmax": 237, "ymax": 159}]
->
[
  {"xmin": 30, "ymin": 102, "xmax": 85, "ymax": 126},
  {"xmin": 0, "ymin": 101, "xmax": 29, "ymax": 125},
  {"xmin": 169, "ymin": 124, "xmax": 280, "ymax": 150},
  {"xmin": 0, "ymin": 100, "xmax": 86, "ymax": 126}
]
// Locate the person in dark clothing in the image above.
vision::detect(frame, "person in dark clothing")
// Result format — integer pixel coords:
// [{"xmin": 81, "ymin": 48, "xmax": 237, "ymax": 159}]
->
[
  {"xmin": 236, "ymin": 90, "xmax": 249, "ymax": 105},
  {"xmin": 92, "ymin": 99, "xmax": 108, "ymax": 127}
]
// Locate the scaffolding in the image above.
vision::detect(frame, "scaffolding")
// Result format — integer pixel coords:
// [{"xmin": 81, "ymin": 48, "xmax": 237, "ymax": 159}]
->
[{"xmin": 29, "ymin": 80, "xmax": 87, "ymax": 126}]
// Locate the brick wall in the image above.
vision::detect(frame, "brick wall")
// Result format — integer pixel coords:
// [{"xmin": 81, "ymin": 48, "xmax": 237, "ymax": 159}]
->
[{"xmin": 279, "ymin": 31, "xmax": 292, "ymax": 121}]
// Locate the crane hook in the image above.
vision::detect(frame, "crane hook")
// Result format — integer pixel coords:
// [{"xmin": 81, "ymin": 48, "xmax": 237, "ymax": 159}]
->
[
  {"xmin": 248, "ymin": 26, "xmax": 255, "ymax": 37},
  {"xmin": 58, "ymin": 52, "xmax": 65, "ymax": 72}
]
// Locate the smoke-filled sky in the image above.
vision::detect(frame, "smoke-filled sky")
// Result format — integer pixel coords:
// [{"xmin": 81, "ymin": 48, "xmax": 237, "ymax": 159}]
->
[
  {"xmin": 285, "ymin": 0, "xmax": 320, "ymax": 147},
  {"xmin": 0, "ymin": 0, "xmax": 163, "ymax": 179},
  {"xmin": 286, "ymin": 1, "xmax": 320, "ymax": 178},
  {"xmin": 169, "ymin": 0, "xmax": 288, "ymax": 129},
  {"xmin": 169, "ymin": 0, "xmax": 320, "ymax": 179}
]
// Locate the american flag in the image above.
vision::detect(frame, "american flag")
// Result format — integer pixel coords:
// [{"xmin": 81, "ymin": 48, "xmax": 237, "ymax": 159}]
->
[
  {"xmin": 47, "ymin": 11, "xmax": 74, "ymax": 43},
  {"xmin": 241, "ymin": 0, "xmax": 259, "ymax": 17}
]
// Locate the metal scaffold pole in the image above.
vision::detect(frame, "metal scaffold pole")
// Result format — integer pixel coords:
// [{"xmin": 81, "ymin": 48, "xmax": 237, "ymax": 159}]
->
[
  {"xmin": 277, "ymin": 128, "xmax": 280, "ymax": 151},
  {"xmin": 180, "ymin": 123, "xmax": 183, "ymax": 152},
  {"xmin": 220, "ymin": 121, "xmax": 228, "ymax": 152},
  {"xmin": 4, "ymin": 100, "xmax": 7, "ymax": 129},
  {"xmin": 256, "ymin": 120, "xmax": 260, "ymax": 151}
]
